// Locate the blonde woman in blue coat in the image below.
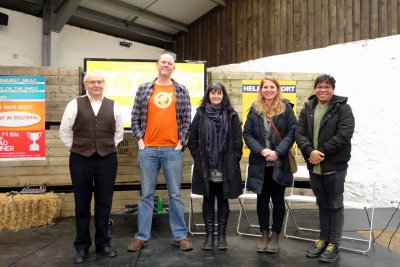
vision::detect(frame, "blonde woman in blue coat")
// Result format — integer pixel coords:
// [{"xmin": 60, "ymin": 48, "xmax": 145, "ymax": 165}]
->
[{"xmin": 243, "ymin": 76, "xmax": 296, "ymax": 253}]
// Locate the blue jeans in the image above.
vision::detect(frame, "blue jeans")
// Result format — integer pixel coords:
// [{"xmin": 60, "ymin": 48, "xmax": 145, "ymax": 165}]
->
[{"xmin": 135, "ymin": 146, "xmax": 188, "ymax": 241}]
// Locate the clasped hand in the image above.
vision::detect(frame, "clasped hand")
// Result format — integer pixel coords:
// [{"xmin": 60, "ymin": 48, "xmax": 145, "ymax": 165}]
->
[
  {"xmin": 260, "ymin": 148, "xmax": 278, "ymax": 162},
  {"xmin": 308, "ymin": 150, "xmax": 325, "ymax": 165}
]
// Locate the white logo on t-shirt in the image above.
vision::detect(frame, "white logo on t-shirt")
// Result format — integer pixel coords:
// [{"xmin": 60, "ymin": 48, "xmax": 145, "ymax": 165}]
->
[{"xmin": 153, "ymin": 92, "xmax": 173, "ymax": 108}]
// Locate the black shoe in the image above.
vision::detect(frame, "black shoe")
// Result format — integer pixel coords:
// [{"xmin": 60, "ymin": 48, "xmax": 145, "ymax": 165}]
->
[
  {"xmin": 74, "ymin": 250, "xmax": 88, "ymax": 264},
  {"xmin": 319, "ymin": 243, "xmax": 340, "ymax": 263},
  {"xmin": 96, "ymin": 246, "xmax": 117, "ymax": 257},
  {"xmin": 306, "ymin": 239, "xmax": 328, "ymax": 258}
]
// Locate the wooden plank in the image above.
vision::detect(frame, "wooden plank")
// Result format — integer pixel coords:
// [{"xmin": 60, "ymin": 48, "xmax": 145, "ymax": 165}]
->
[
  {"xmin": 245, "ymin": 0, "xmax": 252, "ymax": 61},
  {"xmin": 241, "ymin": 0, "xmax": 248, "ymax": 62},
  {"xmin": 235, "ymin": 0, "xmax": 242, "ymax": 63},
  {"xmin": 361, "ymin": 0, "xmax": 370, "ymax": 39},
  {"xmin": 300, "ymin": 0, "xmax": 308, "ymax": 50},
  {"xmin": 193, "ymin": 22, "xmax": 198, "ymax": 60},
  {"xmin": 293, "ymin": 0, "xmax": 302, "ymax": 51},
  {"xmin": 379, "ymin": 0, "xmax": 388, "ymax": 37},
  {"xmin": 45, "ymin": 92, "xmax": 78, "ymax": 101},
  {"xmin": 353, "ymin": 0, "xmax": 361, "ymax": 40},
  {"xmin": 58, "ymin": 67, "xmax": 79, "ymax": 76},
  {"xmin": 329, "ymin": 0, "xmax": 337, "ymax": 44},
  {"xmin": 219, "ymin": 6, "xmax": 226, "ymax": 65},
  {"xmin": 393, "ymin": 0, "xmax": 399, "ymax": 34},
  {"xmin": 46, "ymin": 85, "xmax": 80, "ymax": 94},
  {"xmin": 398, "ymin": 0, "xmax": 400, "ymax": 35},
  {"xmin": 253, "ymin": 0, "xmax": 261, "ymax": 59},
  {"xmin": 370, "ymin": 0, "xmax": 379, "ymax": 38},
  {"xmin": 321, "ymin": 0, "xmax": 329, "ymax": 47},
  {"xmin": 257, "ymin": 0, "xmax": 264, "ymax": 58},
  {"xmin": 45, "ymin": 101, "xmax": 69, "ymax": 110},
  {"xmin": 274, "ymin": 0, "xmax": 282, "ymax": 54},
  {"xmin": 266, "ymin": 0, "xmax": 275, "ymax": 56},
  {"xmin": 345, "ymin": 0, "xmax": 353, "ymax": 42},
  {"xmin": 286, "ymin": 0, "xmax": 293, "ymax": 53},
  {"xmin": 337, "ymin": 0, "xmax": 345, "ymax": 43},
  {"xmin": 307, "ymin": 0, "xmax": 315, "ymax": 48},
  {"xmin": 314, "ymin": 0, "xmax": 322, "ymax": 48},
  {"xmin": 281, "ymin": 0, "xmax": 289, "ymax": 53},
  {"xmin": 45, "ymin": 76, "xmax": 80, "ymax": 86},
  {"xmin": 230, "ymin": 0, "xmax": 236, "ymax": 64}
]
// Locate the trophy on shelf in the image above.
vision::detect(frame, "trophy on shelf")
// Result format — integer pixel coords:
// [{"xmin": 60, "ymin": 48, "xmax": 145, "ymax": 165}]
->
[{"xmin": 27, "ymin": 132, "xmax": 42, "ymax": 151}]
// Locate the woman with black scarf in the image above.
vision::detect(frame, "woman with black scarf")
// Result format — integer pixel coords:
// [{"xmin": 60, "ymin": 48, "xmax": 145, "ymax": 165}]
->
[{"xmin": 188, "ymin": 82, "xmax": 243, "ymax": 250}]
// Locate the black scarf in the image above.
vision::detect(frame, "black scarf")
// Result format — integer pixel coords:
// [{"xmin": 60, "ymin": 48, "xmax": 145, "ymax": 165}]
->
[{"xmin": 204, "ymin": 103, "xmax": 228, "ymax": 169}]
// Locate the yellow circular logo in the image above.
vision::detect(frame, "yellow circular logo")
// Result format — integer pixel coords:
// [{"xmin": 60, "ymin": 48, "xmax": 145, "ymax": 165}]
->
[{"xmin": 112, "ymin": 74, "xmax": 133, "ymax": 94}]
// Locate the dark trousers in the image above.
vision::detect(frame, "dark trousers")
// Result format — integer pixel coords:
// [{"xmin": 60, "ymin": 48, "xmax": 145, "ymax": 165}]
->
[
  {"xmin": 202, "ymin": 182, "xmax": 229, "ymax": 221},
  {"xmin": 257, "ymin": 166, "xmax": 286, "ymax": 234},
  {"xmin": 69, "ymin": 152, "xmax": 117, "ymax": 251},
  {"xmin": 309, "ymin": 169, "xmax": 346, "ymax": 246}
]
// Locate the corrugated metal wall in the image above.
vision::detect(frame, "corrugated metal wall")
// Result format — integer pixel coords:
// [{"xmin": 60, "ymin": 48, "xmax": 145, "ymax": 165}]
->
[{"xmin": 175, "ymin": 0, "xmax": 400, "ymax": 67}]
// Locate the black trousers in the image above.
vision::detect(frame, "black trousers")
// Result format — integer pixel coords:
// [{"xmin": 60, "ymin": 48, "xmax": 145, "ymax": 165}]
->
[
  {"xmin": 257, "ymin": 166, "xmax": 286, "ymax": 234},
  {"xmin": 309, "ymin": 169, "xmax": 346, "ymax": 246},
  {"xmin": 69, "ymin": 152, "xmax": 117, "ymax": 251}
]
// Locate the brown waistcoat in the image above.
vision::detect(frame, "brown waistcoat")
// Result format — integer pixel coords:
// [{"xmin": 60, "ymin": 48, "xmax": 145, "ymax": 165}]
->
[{"xmin": 70, "ymin": 96, "xmax": 116, "ymax": 157}]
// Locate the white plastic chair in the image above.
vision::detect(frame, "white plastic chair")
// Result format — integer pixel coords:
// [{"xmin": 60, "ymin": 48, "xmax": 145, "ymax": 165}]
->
[
  {"xmin": 236, "ymin": 165, "xmax": 261, "ymax": 237},
  {"xmin": 283, "ymin": 165, "xmax": 376, "ymax": 254},
  {"xmin": 188, "ymin": 164, "xmax": 218, "ymax": 235},
  {"xmin": 188, "ymin": 164, "xmax": 206, "ymax": 235}
]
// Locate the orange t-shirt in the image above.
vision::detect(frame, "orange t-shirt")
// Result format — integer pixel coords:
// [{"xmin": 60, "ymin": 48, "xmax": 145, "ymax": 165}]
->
[{"xmin": 143, "ymin": 83, "xmax": 178, "ymax": 146}]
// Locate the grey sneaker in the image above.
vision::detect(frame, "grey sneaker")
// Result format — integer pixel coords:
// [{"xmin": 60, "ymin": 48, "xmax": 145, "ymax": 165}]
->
[
  {"xmin": 306, "ymin": 239, "xmax": 328, "ymax": 258},
  {"xmin": 319, "ymin": 243, "xmax": 340, "ymax": 263}
]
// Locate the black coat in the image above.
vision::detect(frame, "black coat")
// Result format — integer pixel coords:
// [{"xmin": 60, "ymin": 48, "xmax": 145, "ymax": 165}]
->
[
  {"xmin": 188, "ymin": 106, "xmax": 243, "ymax": 199},
  {"xmin": 243, "ymin": 100, "xmax": 297, "ymax": 193},
  {"xmin": 295, "ymin": 94, "xmax": 355, "ymax": 172}
]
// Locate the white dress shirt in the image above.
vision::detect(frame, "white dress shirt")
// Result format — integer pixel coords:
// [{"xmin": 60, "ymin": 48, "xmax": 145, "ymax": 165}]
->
[{"xmin": 59, "ymin": 95, "xmax": 124, "ymax": 148}]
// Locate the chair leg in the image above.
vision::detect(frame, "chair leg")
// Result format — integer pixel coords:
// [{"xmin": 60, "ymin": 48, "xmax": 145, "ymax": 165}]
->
[
  {"xmin": 237, "ymin": 198, "xmax": 261, "ymax": 237},
  {"xmin": 189, "ymin": 196, "xmax": 206, "ymax": 235}
]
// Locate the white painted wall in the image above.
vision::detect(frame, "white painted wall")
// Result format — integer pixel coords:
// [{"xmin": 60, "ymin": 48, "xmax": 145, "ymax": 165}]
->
[
  {"xmin": 210, "ymin": 35, "xmax": 400, "ymax": 207},
  {"xmin": 0, "ymin": 7, "xmax": 165, "ymax": 67},
  {"xmin": 0, "ymin": 8, "xmax": 42, "ymax": 66}
]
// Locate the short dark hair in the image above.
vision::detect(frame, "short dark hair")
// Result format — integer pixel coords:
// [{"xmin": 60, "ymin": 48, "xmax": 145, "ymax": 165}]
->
[
  {"xmin": 314, "ymin": 74, "xmax": 336, "ymax": 89},
  {"xmin": 201, "ymin": 82, "xmax": 234, "ymax": 111}
]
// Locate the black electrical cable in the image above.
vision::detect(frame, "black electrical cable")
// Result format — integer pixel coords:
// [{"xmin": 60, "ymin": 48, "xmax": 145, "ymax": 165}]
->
[
  {"xmin": 4, "ymin": 192, "xmax": 59, "ymax": 267},
  {"xmin": 6, "ymin": 223, "xmax": 59, "ymax": 267},
  {"xmin": 388, "ymin": 219, "xmax": 400, "ymax": 248},
  {"xmin": 375, "ymin": 202, "xmax": 399, "ymax": 240}
]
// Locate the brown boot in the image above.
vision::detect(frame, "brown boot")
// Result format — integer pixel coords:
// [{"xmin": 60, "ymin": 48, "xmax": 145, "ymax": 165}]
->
[
  {"xmin": 265, "ymin": 232, "xmax": 279, "ymax": 253},
  {"xmin": 256, "ymin": 230, "xmax": 270, "ymax": 252}
]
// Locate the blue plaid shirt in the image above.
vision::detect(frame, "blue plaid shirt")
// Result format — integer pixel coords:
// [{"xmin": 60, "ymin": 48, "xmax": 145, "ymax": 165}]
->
[{"xmin": 131, "ymin": 78, "xmax": 191, "ymax": 146}]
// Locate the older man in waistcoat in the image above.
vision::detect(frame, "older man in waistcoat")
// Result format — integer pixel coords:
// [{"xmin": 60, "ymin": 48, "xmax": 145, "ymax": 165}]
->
[{"xmin": 59, "ymin": 71, "xmax": 124, "ymax": 264}]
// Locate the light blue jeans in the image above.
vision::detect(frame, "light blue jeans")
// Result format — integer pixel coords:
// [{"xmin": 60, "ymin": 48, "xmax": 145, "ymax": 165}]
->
[{"xmin": 135, "ymin": 146, "xmax": 188, "ymax": 241}]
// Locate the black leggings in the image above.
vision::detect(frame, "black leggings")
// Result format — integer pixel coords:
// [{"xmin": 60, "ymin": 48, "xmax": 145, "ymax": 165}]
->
[
  {"xmin": 203, "ymin": 182, "xmax": 229, "ymax": 215},
  {"xmin": 256, "ymin": 166, "xmax": 286, "ymax": 233}
]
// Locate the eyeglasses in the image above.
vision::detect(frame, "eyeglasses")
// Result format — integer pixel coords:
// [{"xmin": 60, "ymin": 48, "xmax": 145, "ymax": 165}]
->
[
  {"xmin": 316, "ymin": 85, "xmax": 332, "ymax": 90},
  {"xmin": 86, "ymin": 80, "xmax": 104, "ymax": 85}
]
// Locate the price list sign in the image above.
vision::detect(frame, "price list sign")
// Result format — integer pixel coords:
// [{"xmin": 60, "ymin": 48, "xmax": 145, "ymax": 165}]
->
[{"xmin": 0, "ymin": 76, "xmax": 46, "ymax": 160}]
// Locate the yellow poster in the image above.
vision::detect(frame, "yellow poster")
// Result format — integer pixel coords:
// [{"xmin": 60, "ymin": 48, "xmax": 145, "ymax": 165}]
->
[
  {"xmin": 85, "ymin": 59, "xmax": 206, "ymax": 128},
  {"xmin": 242, "ymin": 80, "xmax": 297, "ymax": 157}
]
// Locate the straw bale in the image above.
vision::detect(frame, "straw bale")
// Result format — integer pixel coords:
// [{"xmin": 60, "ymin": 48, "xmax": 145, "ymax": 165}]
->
[{"xmin": 0, "ymin": 192, "xmax": 62, "ymax": 230}]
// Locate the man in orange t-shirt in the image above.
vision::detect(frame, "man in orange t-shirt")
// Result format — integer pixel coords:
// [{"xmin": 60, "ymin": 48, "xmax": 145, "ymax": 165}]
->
[{"xmin": 128, "ymin": 53, "xmax": 193, "ymax": 252}]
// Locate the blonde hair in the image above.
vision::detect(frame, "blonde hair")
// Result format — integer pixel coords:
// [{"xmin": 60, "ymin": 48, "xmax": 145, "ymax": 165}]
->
[{"xmin": 254, "ymin": 76, "xmax": 286, "ymax": 120}]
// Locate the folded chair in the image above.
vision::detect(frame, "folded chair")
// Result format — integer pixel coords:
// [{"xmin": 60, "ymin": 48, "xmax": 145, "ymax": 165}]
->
[
  {"xmin": 188, "ymin": 164, "xmax": 218, "ymax": 235},
  {"xmin": 236, "ymin": 165, "xmax": 261, "ymax": 237},
  {"xmin": 283, "ymin": 165, "xmax": 376, "ymax": 254},
  {"xmin": 188, "ymin": 164, "xmax": 206, "ymax": 235}
]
